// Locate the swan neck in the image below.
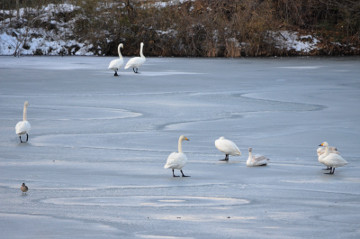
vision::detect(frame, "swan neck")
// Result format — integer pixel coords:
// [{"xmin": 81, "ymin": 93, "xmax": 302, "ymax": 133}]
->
[
  {"xmin": 140, "ymin": 43, "xmax": 144, "ymax": 58},
  {"xmin": 178, "ymin": 138, "xmax": 183, "ymax": 153},
  {"xmin": 324, "ymin": 145, "xmax": 329, "ymax": 155},
  {"xmin": 118, "ymin": 45, "xmax": 123, "ymax": 59},
  {"xmin": 23, "ymin": 105, "xmax": 27, "ymax": 121}
]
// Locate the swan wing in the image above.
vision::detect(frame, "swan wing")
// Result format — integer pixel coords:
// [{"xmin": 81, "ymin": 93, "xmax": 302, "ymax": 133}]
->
[
  {"xmin": 15, "ymin": 121, "xmax": 31, "ymax": 135},
  {"xmin": 322, "ymin": 153, "xmax": 348, "ymax": 168},
  {"xmin": 124, "ymin": 57, "xmax": 145, "ymax": 69},
  {"xmin": 215, "ymin": 138, "xmax": 241, "ymax": 156},
  {"xmin": 108, "ymin": 58, "xmax": 124, "ymax": 70},
  {"xmin": 164, "ymin": 152, "xmax": 187, "ymax": 169}
]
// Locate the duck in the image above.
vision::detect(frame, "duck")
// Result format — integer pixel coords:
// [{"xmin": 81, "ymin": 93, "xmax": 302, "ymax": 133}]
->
[
  {"xmin": 108, "ymin": 43, "xmax": 124, "ymax": 76},
  {"xmin": 318, "ymin": 142, "xmax": 348, "ymax": 174},
  {"xmin": 317, "ymin": 145, "xmax": 339, "ymax": 170},
  {"xmin": 215, "ymin": 136, "xmax": 241, "ymax": 161},
  {"xmin": 124, "ymin": 42, "xmax": 146, "ymax": 73},
  {"xmin": 15, "ymin": 101, "xmax": 31, "ymax": 143},
  {"xmin": 20, "ymin": 183, "xmax": 28, "ymax": 194},
  {"xmin": 164, "ymin": 135, "xmax": 190, "ymax": 177},
  {"xmin": 246, "ymin": 147, "xmax": 269, "ymax": 167}
]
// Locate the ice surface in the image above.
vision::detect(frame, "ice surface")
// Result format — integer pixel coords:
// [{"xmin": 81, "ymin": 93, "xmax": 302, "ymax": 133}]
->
[{"xmin": 1, "ymin": 56, "xmax": 360, "ymax": 238}]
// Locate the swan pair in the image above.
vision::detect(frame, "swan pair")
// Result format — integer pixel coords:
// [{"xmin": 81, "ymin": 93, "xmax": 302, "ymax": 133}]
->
[
  {"xmin": 318, "ymin": 142, "xmax": 347, "ymax": 174},
  {"xmin": 15, "ymin": 101, "xmax": 31, "ymax": 143},
  {"xmin": 108, "ymin": 42, "xmax": 146, "ymax": 76},
  {"xmin": 215, "ymin": 137, "xmax": 269, "ymax": 166}
]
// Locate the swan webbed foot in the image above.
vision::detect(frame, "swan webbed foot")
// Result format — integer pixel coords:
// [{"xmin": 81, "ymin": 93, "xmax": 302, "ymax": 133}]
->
[
  {"xmin": 133, "ymin": 68, "xmax": 139, "ymax": 73},
  {"xmin": 172, "ymin": 169, "xmax": 179, "ymax": 177},
  {"xmin": 181, "ymin": 170, "xmax": 190, "ymax": 177},
  {"xmin": 219, "ymin": 154, "xmax": 229, "ymax": 161}
]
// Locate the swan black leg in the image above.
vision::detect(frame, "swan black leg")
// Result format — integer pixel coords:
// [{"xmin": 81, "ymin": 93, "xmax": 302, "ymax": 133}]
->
[
  {"xmin": 181, "ymin": 170, "xmax": 190, "ymax": 177},
  {"xmin": 114, "ymin": 70, "xmax": 118, "ymax": 76},
  {"xmin": 172, "ymin": 169, "xmax": 179, "ymax": 177},
  {"xmin": 324, "ymin": 167, "xmax": 334, "ymax": 174},
  {"xmin": 133, "ymin": 68, "xmax": 139, "ymax": 73},
  {"xmin": 322, "ymin": 167, "xmax": 331, "ymax": 170},
  {"xmin": 19, "ymin": 135, "xmax": 23, "ymax": 143},
  {"xmin": 220, "ymin": 154, "xmax": 229, "ymax": 161},
  {"xmin": 26, "ymin": 133, "xmax": 29, "ymax": 142}
]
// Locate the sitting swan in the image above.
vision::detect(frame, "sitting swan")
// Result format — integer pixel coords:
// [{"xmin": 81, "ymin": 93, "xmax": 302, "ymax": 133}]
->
[
  {"xmin": 164, "ymin": 135, "xmax": 190, "ymax": 177},
  {"xmin": 108, "ymin": 43, "xmax": 124, "ymax": 76},
  {"xmin": 215, "ymin": 136, "xmax": 241, "ymax": 161},
  {"xmin": 246, "ymin": 148, "xmax": 269, "ymax": 167},
  {"xmin": 124, "ymin": 42, "xmax": 146, "ymax": 73},
  {"xmin": 318, "ymin": 142, "xmax": 347, "ymax": 174},
  {"xmin": 317, "ymin": 145, "xmax": 339, "ymax": 170},
  {"xmin": 15, "ymin": 101, "xmax": 31, "ymax": 143}
]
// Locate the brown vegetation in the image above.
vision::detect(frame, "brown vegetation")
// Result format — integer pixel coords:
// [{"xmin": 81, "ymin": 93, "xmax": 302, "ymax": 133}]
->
[{"xmin": 1, "ymin": 0, "xmax": 359, "ymax": 56}]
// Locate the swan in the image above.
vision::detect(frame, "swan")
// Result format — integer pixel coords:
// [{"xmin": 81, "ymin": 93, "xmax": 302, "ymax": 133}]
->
[
  {"xmin": 21, "ymin": 183, "xmax": 28, "ymax": 194},
  {"xmin": 164, "ymin": 135, "xmax": 190, "ymax": 177},
  {"xmin": 246, "ymin": 147, "xmax": 269, "ymax": 167},
  {"xmin": 15, "ymin": 101, "xmax": 31, "ymax": 143},
  {"xmin": 215, "ymin": 136, "xmax": 241, "ymax": 161},
  {"xmin": 317, "ymin": 145, "xmax": 339, "ymax": 170},
  {"xmin": 108, "ymin": 43, "xmax": 124, "ymax": 76},
  {"xmin": 318, "ymin": 142, "xmax": 347, "ymax": 174},
  {"xmin": 124, "ymin": 42, "xmax": 146, "ymax": 73}
]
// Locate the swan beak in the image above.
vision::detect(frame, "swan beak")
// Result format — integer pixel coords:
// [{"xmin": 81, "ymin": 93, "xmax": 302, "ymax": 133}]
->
[
  {"xmin": 185, "ymin": 137, "xmax": 189, "ymax": 141},
  {"xmin": 319, "ymin": 143, "xmax": 323, "ymax": 146}
]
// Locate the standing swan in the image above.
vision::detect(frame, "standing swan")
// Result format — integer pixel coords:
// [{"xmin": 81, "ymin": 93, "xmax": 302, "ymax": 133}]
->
[
  {"xmin": 15, "ymin": 101, "xmax": 31, "ymax": 143},
  {"xmin": 317, "ymin": 145, "xmax": 339, "ymax": 170},
  {"xmin": 318, "ymin": 142, "xmax": 347, "ymax": 174},
  {"xmin": 124, "ymin": 42, "xmax": 146, "ymax": 73},
  {"xmin": 108, "ymin": 43, "xmax": 124, "ymax": 76},
  {"xmin": 215, "ymin": 136, "xmax": 241, "ymax": 161},
  {"xmin": 164, "ymin": 135, "xmax": 190, "ymax": 177},
  {"xmin": 246, "ymin": 148, "xmax": 269, "ymax": 167}
]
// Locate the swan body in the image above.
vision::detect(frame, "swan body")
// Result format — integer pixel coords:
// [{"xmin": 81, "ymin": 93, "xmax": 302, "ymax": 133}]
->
[
  {"xmin": 15, "ymin": 101, "xmax": 31, "ymax": 143},
  {"xmin": 20, "ymin": 183, "xmax": 28, "ymax": 194},
  {"xmin": 164, "ymin": 135, "xmax": 190, "ymax": 177},
  {"xmin": 215, "ymin": 136, "xmax": 241, "ymax": 161},
  {"xmin": 318, "ymin": 142, "xmax": 347, "ymax": 174},
  {"xmin": 124, "ymin": 42, "xmax": 146, "ymax": 73},
  {"xmin": 246, "ymin": 148, "xmax": 269, "ymax": 167},
  {"xmin": 317, "ymin": 146, "xmax": 339, "ymax": 169},
  {"xmin": 108, "ymin": 43, "xmax": 124, "ymax": 76}
]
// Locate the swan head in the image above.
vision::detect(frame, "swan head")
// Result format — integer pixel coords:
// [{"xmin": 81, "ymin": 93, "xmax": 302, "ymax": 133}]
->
[
  {"xmin": 219, "ymin": 136, "xmax": 225, "ymax": 140},
  {"xmin": 24, "ymin": 101, "xmax": 29, "ymax": 107},
  {"xmin": 119, "ymin": 43, "xmax": 123, "ymax": 48},
  {"xmin": 248, "ymin": 147, "xmax": 252, "ymax": 152},
  {"xmin": 319, "ymin": 142, "xmax": 328, "ymax": 147},
  {"xmin": 180, "ymin": 135, "xmax": 189, "ymax": 141},
  {"xmin": 140, "ymin": 42, "xmax": 144, "ymax": 47}
]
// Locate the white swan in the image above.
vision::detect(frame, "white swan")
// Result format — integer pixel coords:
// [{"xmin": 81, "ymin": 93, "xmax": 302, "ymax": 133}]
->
[
  {"xmin": 15, "ymin": 101, "xmax": 31, "ymax": 143},
  {"xmin": 108, "ymin": 43, "xmax": 124, "ymax": 76},
  {"xmin": 246, "ymin": 147, "xmax": 269, "ymax": 167},
  {"xmin": 215, "ymin": 136, "xmax": 241, "ymax": 161},
  {"xmin": 318, "ymin": 142, "xmax": 347, "ymax": 174},
  {"xmin": 124, "ymin": 42, "xmax": 146, "ymax": 73},
  {"xmin": 317, "ymin": 145, "xmax": 339, "ymax": 170},
  {"xmin": 164, "ymin": 135, "xmax": 190, "ymax": 177}
]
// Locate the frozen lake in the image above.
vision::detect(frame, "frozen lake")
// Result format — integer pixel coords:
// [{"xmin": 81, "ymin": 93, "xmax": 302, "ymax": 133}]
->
[{"xmin": 0, "ymin": 56, "xmax": 360, "ymax": 238}]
